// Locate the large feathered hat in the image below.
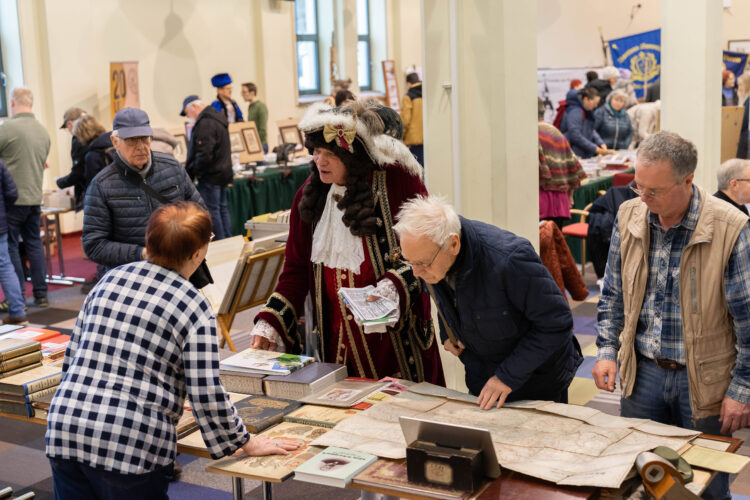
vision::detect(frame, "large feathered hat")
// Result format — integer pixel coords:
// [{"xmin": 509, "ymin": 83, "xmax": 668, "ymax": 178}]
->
[{"xmin": 298, "ymin": 100, "xmax": 421, "ymax": 176}]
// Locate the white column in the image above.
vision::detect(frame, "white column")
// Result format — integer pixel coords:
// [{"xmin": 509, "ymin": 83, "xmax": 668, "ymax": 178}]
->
[
  {"xmin": 335, "ymin": 0, "xmax": 359, "ymax": 89},
  {"xmin": 661, "ymin": 0, "xmax": 722, "ymax": 191},
  {"xmin": 422, "ymin": 0, "xmax": 538, "ymax": 247}
]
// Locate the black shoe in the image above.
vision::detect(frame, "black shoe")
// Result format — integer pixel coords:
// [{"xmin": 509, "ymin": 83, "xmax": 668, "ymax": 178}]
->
[
  {"xmin": 34, "ymin": 296, "xmax": 49, "ymax": 308},
  {"xmin": 169, "ymin": 462, "xmax": 182, "ymax": 482}
]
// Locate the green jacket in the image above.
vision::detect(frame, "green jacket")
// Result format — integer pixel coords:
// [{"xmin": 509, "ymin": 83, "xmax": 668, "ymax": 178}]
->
[
  {"xmin": 0, "ymin": 112, "xmax": 50, "ymax": 205},
  {"xmin": 247, "ymin": 100, "xmax": 268, "ymax": 145}
]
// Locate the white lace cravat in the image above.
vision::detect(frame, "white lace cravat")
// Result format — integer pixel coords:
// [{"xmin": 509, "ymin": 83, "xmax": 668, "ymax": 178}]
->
[{"xmin": 311, "ymin": 184, "xmax": 365, "ymax": 272}]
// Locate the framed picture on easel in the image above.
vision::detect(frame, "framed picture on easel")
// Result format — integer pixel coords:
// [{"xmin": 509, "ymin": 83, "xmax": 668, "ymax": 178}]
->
[
  {"xmin": 228, "ymin": 121, "xmax": 264, "ymax": 163},
  {"xmin": 277, "ymin": 118, "xmax": 303, "ymax": 148}
]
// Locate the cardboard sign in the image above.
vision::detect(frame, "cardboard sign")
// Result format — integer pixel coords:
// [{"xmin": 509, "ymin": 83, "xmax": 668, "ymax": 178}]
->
[{"xmin": 110, "ymin": 62, "xmax": 140, "ymax": 120}]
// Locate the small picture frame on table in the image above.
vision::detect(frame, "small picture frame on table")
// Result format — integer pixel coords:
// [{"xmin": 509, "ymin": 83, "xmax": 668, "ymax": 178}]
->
[
  {"xmin": 228, "ymin": 121, "xmax": 264, "ymax": 163},
  {"xmin": 229, "ymin": 131, "xmax": 246, "ymax": 153}
]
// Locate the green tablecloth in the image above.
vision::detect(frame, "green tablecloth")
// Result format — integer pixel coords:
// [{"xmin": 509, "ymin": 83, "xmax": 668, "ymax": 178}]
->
[
  {"xmin": 565, "ymin": 170, "xmax": 633, "ymax": 263},
  {"xmin": 227, "ymin": 164, "xmax": 312, "ymax": 235}
]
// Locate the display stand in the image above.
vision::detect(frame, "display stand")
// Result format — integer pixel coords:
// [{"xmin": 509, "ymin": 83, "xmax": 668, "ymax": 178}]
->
[{"xmin": 217, "ymin": 246, "xmax": 286, "ymax": 352}]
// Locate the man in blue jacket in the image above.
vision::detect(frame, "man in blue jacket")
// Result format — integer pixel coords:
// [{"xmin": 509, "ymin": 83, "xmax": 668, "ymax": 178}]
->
[
  {"xmin": 395, "ymin": 196, "xmax": 582, "ymax": 410},
  {"xmin": 560, "ymin": 87, "xmax": 607, "ymax": 159}
]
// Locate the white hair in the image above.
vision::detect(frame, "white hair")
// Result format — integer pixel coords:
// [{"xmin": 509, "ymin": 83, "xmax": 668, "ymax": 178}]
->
[
  {"xmin": 111, "ymin": 129, "xmax": 120, "ymax": 138},
  {"xmin": 11, "ymin": 87, "xmax": 33, "ymax": 107},
  {"xmin": 187, "ymin": 99, "xmax": 204, "ymax": 111},
  {"xmin": 602, "ymin": 66, "xmax": 620, "ymax": 80},
  {"xmin": 718, "ymin": 158, "xmax": 750, "ymax": 190},
  {"xmin": 394, "ymin": 195, "xmax": 461, "ymax": 247}
]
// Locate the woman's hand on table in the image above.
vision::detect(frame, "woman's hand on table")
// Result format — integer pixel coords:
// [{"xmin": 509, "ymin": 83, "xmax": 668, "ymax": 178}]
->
[
  {"xmin": 241, "ymin": 436, "xmax": 299, "ymax": 456},
  {"xmin": 250, "ymin": 335, "xmax": 277, "ymax": 351}
]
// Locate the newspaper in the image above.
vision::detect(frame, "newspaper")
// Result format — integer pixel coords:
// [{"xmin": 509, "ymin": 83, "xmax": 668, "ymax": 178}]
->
[{"xmin": 338, "ymin": 286, "xmax": 399, "ymax": 333}]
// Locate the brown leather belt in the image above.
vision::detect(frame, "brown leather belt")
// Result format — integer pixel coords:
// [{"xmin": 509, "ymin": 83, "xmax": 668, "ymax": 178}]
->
[{"xmin": 652, "ymin": 358, "xmax": 685, "ymax": 371}]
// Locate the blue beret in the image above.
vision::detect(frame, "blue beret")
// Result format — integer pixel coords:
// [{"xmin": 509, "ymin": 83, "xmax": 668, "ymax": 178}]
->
[{"xmin": 211, "ymin": 73, "xmax": 232, "ymax": 88}]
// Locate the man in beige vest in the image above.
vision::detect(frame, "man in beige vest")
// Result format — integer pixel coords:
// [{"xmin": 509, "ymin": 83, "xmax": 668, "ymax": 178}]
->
[{"xmin": 592, "ymin": 131, "xmax": 750, "ymax": 500}]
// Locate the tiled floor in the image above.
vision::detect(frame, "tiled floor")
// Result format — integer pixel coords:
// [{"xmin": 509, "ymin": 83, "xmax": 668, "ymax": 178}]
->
[{"xmin": 1, "ymin": 265, "xmax": 750, "ymax": 498}]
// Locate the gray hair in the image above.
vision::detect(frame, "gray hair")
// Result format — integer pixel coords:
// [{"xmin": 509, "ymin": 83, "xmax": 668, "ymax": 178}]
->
[
  {"xmin": 717, "ymin": 158, "xmax": 750, "ymax": 190},
  {"xmin": 186, "ymin": 99, "xmax": 204, "ymax": 112},
  {"xmin": 637, "ymin": 131, "xmax": 697, "ymax": 180},
  {"xmin": 394, "ymin": 195, "xmax": 461, "ymax": 247},
  {"xmin": 11, "ymin": 87, "xmax": 33, "ymax": 107},
  {"xmin": 607, "ymin": 89, "xmax": 628, "ymax": 104}
]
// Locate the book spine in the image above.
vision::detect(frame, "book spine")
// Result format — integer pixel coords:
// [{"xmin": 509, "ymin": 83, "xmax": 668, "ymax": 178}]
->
[
  {"xmin": 0, "ymin": 400, "xmax": 33, "ymax": 417},
  {"xmin": 0, "ymin": 362, "xmax": 43, "ymax": 380},
  {"xmin": 23, "ymin": 373, "xmax": 62, "ymax": 395},
  {"xmin": 220, "ymin": 374, "xmax": 264, "ymax": 395},
  {"xmin": 282, "ymin": 415, "xmax": 335, "ymax": 428},
  {"xmin": 27, "ymin": 384, "xmax": 60, "ymax": 402},
  {"xmin": 244, "ymin": 412, "xmax": 284, "ymax": 433},
  {"xmin": 0, "ymin": 351, "xmax": 43, "ymax": 373},
  {"xmin": 0, "ymin": 343, "xmax": 40, "ymax": 362}
]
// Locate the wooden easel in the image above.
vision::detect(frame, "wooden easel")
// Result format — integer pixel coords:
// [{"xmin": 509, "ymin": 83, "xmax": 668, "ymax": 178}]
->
[{"xmin": 217, "ymin": 246, "xmax": 286, "ymax": 352}]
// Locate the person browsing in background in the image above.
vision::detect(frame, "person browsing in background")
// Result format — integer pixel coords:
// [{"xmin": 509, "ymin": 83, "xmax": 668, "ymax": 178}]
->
[
  {"xmin": 538, "ymin": 98, "xmax": 586, "ymax": 229},
  {"xmin": 569, "ymin": 79, "xmax": 582, "ymax": 91},
  {"xmin": 592, "ymin": 131, "xmax": 750, "ymax": 500},
  {"xmin": 82, "ymin": 107, "xmax": 203, "ymax": 274},
  {"xmin": 46, "ymin": 202, "xmax": 298, "ymax": 500},
  {"xmin": 560, "ymin": 87, "xmax": 608, "ymax": 159},
  {"xmin": 0, "ymin": 87, "xmax": 50, "ymax": 310},
  {"xmin": 714, "ymin": 159, "xmax": 750, "ymax": 216},
  {"xmin": 396, "ymin": 196, "xmax": 582, "ymax": 410},
  {"xmin": 585, "ymin": 66, "xmax": 619, "ymax": 107},
  {"xmin": 722, "ymin": 70, "xmax": 739, "ymax": 107},
  {"xmin": 182, "ymin": 95, "xmax": 234, "ymax": 240},
  {"xmin": 249, "ymin": 99, "xmax": 444, "ymax": 385},
  {"xmin": 210, "ymin": 73, "xmax": 243, "ymax": 124},
  {"xmin": 56, "ymin": 114, "xmax": 105, "ymax": 213},
  {"xmin": 594, "ymin": 89, "xmax": 634, "ymax": 151},
  {"xmin": 0, "ymin": 160, "xmax": 27, "ymax": 326},
  {"xmin": 241, "ymin": 82, "xmax": 269, "ymax": 154},
  {"xmin": 57, "ymin": 107, "xmax": 87, "ymax": 202},
  {"xmin": 400, "ymin": 72, "xmax": 424, "ymax": 166}
]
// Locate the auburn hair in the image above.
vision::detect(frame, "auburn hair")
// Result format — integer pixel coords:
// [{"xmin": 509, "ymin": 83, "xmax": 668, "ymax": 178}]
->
[{"xmin": 146, "ymin": 201, "xmax": 212, "ymax": 271}]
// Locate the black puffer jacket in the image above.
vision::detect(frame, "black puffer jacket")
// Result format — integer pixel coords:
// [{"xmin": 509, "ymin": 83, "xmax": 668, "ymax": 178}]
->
[
  {"xmin": 82, "ymin": 151, "xmax": 203, "ymax": 269},
  {"xmin": 56, "ymin": 136, "xmax": 88, "ymax": 211},
  {"xmin": 185, "ymin": 106, "xmax": 232, "ymax": 186},
  {"xmin": 0, "ymin": 160, "xmax": 18, "ymax": 234},
  {"xmin": 82, "ymin": 131, "xmax": 114, "ymax": 189}
]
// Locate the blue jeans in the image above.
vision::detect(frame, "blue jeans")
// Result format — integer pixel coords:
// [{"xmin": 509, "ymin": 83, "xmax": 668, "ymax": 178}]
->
[
  {"xmin": 197, "ymin": 182, "xmax": 232, "ymax": 239},
  {"xmin": 409, "ymin": 144, "xmax": 424, "ymax": 167},
  {"xmin": 7, "ymin": 205, "xmax": 47, "ymax": 299},
  {"xmin": 621, "ymin": 356, "xmax": 730, "ymax": 500},
  {"xmin": 0, "ymin": 233, "xmax": 25, "ymax": 317},
  {"xmin": 49, "ymin": 458, "xmax": 170, "ymax": 500}
]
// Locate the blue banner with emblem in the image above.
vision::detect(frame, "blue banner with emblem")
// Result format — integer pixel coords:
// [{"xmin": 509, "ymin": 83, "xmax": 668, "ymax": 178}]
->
[
  {"xmin": 723, "ymin": 50, "xmax": 748, "ymax": 80},
  {"xmin": 608, "ymin": 29, "xmax": 661, "ymax": 99}
]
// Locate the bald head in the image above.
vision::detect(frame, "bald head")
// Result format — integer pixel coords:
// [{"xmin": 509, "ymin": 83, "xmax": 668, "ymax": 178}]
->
[{"xmin": 10, "ymin": 87, "xmax": 33, "ymax": 114}]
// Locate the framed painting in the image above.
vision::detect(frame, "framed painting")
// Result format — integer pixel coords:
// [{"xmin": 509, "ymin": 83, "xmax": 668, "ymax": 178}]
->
[{"xmin": 228, "ymin": 121, "xmax": 264, "ymax": 163}]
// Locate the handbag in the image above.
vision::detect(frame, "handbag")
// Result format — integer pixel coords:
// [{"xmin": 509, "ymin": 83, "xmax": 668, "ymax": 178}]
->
[{"xmin": 120, "ymin": 168, "xmax": 214, "ymax": 288}]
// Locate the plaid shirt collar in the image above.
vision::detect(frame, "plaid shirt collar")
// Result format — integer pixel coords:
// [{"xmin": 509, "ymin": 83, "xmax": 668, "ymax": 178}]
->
[{"xmin": 647, "ymin": 185, "xmax": 700, "ymax": 232}]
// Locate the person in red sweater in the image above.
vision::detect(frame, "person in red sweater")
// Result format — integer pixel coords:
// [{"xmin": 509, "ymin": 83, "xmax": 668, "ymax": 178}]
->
[{"xmin": 249, "ymin": 99, "xmax": 444, "ymax": 385}]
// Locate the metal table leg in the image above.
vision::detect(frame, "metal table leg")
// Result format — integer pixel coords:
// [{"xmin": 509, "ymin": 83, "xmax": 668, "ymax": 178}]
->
[
  {"xmin": 262, "ymin": 481, "xmax": 273, "ymax": 500},
  {"xmin": 232, "ymin": 476, "xmax": 243, "ymax": 500},
  {"xmin": 39, "ymin": 210, "xmax": 86, "ymax": 286}
]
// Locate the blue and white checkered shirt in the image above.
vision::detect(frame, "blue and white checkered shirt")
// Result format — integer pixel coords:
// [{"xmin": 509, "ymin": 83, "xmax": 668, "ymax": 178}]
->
[
  {"xmin": 45, "ymin": 261, "xmax": 249, "ymax": 474},
  {"xmin": 597, "ymin": 187, "xmax": 750, "ymax": 404}
]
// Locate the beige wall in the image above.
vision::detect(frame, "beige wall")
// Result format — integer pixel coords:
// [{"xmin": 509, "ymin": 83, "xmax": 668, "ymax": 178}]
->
[{"xmin": 12, "ymin": 0, "xmax": 419, "ymax": 232}]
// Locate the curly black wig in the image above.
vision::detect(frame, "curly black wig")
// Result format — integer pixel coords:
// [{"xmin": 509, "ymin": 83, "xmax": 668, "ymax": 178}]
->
[{"xmin": 298, "ymin": 101, "xmax": 386, "ymax": 237}]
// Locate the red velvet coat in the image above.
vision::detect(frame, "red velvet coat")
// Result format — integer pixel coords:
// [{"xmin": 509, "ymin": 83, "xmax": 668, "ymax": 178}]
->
[{"xmin": 256, "ymin": 165, "xmax": 444, "ymax": 384}]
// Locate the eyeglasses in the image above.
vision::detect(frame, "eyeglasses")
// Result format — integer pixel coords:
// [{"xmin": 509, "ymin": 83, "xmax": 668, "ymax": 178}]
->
[
  {"xmin": 122, "ymin": 136, "xmax": 151, "ymax": 146},
  {"xmin": 735, "ymin": 179, "xmax": 750, "ymax": 183},
  {"xmin": 630, "ymin": 180, "xmax": 681, "ymax": 200},
  {"xmin": 402, "ymin": 245, "xmax": 442, "ymax": 271},
  {"xmin": 209, "ymin": 232, "xmax": 215, "ymax": 242}
]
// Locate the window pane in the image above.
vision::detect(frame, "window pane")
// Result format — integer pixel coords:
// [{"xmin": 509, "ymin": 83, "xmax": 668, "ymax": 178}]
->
[
  {"xmin": 297, "ymin": 41, "xmax": 319, "ymax": 92},
  {"xmin": 295, "ymin": 0, "xmax": 317, "ymax": 35},
  {"xmin": 358, "ymin": 41, "xmax": 370, "ymax": 88},
  {"xmin": 357, "ymin": 0, "xmax": 369, "ymax": 35}
]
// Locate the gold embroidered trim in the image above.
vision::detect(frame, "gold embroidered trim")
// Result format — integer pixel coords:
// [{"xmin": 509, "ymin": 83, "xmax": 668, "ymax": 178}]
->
[
  {"xmin": 365, "ymin": 234, "xmax": 385, "ymax": 278},
  {"xmin": 313, "ymin": 263, "xmax": 326, "ymax": 361},
  {"xmin": 373, "ymin": 171, "xmax": 399, "ymax": 255},
  {"xmin": 335, "ymin": 269, "xmax": 367, "ymax": 377},
  {"xmin": 261, "ymin": 292, "xmax": 300, "ymax": 347},
  {"xmin": 384, "ymin": 265, "xmax": 413, "ymax": 314}
]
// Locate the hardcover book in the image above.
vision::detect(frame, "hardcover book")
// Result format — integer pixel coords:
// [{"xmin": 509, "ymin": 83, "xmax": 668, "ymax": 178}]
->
[
  {"xmin": 0, "ymin": 338, "xmax": 40, "ymax": 362},
  {"xmin": 0, "ymin": 381, "xmax": 59, "ymax": 405},
  {"xmin": 0, "ymin": 362, "xmax": 43, "ymax": 379},
  {"xmin": 293, "ymin": 446, "xmax": 378, "ymax": 488},
  {"xmin": 177, "ymin": 392, "xmax": 251, "ymax": 439},
  {"xmin": 220, "ymin": 348, "xmax": 314, "ymax": 375},
  {"xmin": 0, "ymin": 327, "xmax": 59, "ymax": 342},
  {"xmin": 205, "ymin": 422, "xmax": 329, "ymax": 481},
  {"xmin": 233, "ymin": 395, "xmax": 302, "ymax": 433},
  {"xmin": 40, "ymin": 334, "xmax": 70, "ymax": 360},
  {"xmin": 352, "ymin": 459, "xmax": 471, "ymax": 500},
  {"xmin": 263, "ymin": 363, "xmax": 347, "ymax": 400},
  {"xmin": 283, "ymin": 404, "xmax": 361, "ymax": 428},
  {"xmin": 300, "ymin": 379, "xmax": 388, "ymax": 408},
  {"xmin": 0, "ymin": 350, "xmax": 43, "ymax": 374},
  {"xmin": 219, "ymin": 369, "xmax": 265, "ymax": 395},
  {"xmin": 0, "ymin": 399, "xmax": 35, "ymax": 417},
  {"xmin": 0, "ymin": 365, "xmax": 62, "ymax": 395}
]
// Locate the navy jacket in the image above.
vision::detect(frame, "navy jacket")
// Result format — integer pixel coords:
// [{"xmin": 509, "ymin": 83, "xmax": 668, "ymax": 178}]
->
[
  {"xmin": 82, "ymin": 151, "xmax": 203, "ymax": 269},
  {"xmin": 431, "ymin": 217, "xmax": 582, "ymax": 400},
  {"xmin": 594, "ymin": 103, "xmax": 633, "ymax": 150},
  {"xmin": 560, "ymin": 89, "xmax": 603, "ymax": 159},
  {"xmin": 0, "ymin": 160, "xmax": 18, "ymax": 234},
  {"xmin": 211, "ymin": 98, "xmax": 244, "ymax": 122},
  {"xmin": 186, "ymin": 106, "xmax": 232, "ymax": 186}
]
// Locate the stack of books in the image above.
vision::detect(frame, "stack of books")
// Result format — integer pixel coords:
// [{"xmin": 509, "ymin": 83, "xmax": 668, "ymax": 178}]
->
[
  {"xmin": 0, "ymin": 364, "xmax": 62, "ymax": 417},
  {"xmin": 0, "ymin": 338, "xmax": 43, "ymax": 379},
  {"xmin": 0, "ymin": 327, "xmax": 70, "ymax": 365},
  {"xmin": 220, "ymin": 348, "xmax": 314, "ymax": 376}
]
